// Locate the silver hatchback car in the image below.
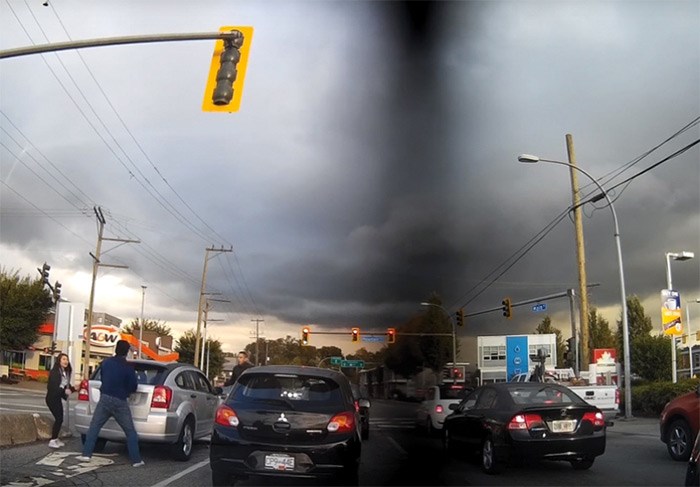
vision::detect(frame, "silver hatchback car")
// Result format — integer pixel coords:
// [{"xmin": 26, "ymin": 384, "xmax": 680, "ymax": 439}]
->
[{"xmin": 73, "ymin": 360, "xmax": 222, "ymax": 461}]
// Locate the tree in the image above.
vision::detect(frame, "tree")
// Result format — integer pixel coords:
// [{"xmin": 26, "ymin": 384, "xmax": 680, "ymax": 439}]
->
[
  {"xmin": 534, "ymin": 316, "xmax": 565, "ymax": 367},
  {"xmin": 175, "ymin": 330, "xmax": 197, "ymax": 366},
  {"xmin": 588, "ymin": 308, "xmax": 617, "ymax": 351},
  {"xmin": 0, "ymin": 269, "xmax": 53, "ymax": 352},
  {"xmin": 174, "ymin": 329, "xmax": 226, "ymax": 379},
  {"xmin": 616, "ymin": 295, "xmax": 654, "ymax": 366},
  {"xmin": 631, "ymin": 334, "xmax": 672, "ymax": 381},
  {"xmin": 123, "ymin": 318, "xmax": 172, "ymax": 337}
]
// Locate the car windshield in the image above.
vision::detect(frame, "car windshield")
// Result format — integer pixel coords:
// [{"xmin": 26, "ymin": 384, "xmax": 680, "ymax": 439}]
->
[
  {"xmin": 508, "ymin": 386, "xmax": 584, "ymax": 406},
  {"xmin": 231, "ymin": 373, "xmax": 345, "ymax": 412},
  {"xmin": 92, "ymin": 362, "xmax": 168, "ymax": 385},
  {"xmin": 439, "ymin": 385, "xmax": 468, "ymax": 400}
]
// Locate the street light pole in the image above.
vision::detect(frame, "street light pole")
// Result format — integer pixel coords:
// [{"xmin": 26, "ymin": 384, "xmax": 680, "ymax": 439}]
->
[
  {"xmin": 419, "ymin": 302, "xmax": 457, "ymax": 366},
  {"xmin": 518, "ymin": 154, "xmax": 633, "ymax": 419},
  {"xmin": 139, "ymin": 286, "xmax": 146, "ymax": 359},
  {"xmin": 665, "ymin": 251, "xmax": 695, "ymax": 383}
]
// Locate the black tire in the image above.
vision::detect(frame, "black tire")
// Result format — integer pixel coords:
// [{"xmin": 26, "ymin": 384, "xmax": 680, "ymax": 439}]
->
[
  {"xmin": 211, "ymin": 468, "xmax": 234, "ymax": 487},
  {"xmin": 571, "ymin": 458, "xmax": 595, "ymax": 470},
  {"xmin": 667, "ymin": 419, "xmax": 693, "ymax": 461},
  {"xmin": 426, "ymin": 417, "xmax": 437, "ymax": 437},
  {"xmin": 80, "ymin": 434, "xmax": 107, "ymax": 453},
  {"xmin": 171, "ymin": 418, "xmax": 194, "ymax": 462},
  {"xmin": 361, "ymin": 425, "xmax": 369, "ymax": 440},
  {"xmin": 481, "ymin": 436, "xmax": 504, "ymax": 474}
]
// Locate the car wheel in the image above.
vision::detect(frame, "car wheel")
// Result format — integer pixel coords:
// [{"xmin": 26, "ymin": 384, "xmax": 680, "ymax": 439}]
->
[
  {"xmin": 80, "ymin": 434, "xmax": 107, "ymax": 453},
  {"xmin": 211, "ymin": 468, "xmax": 235, "ymax": 486},
  {"xmin": 571, "ymin": 458, "xmax": 595, "ymax": 470},
  {"xmin": 668, "ymin": 419, "xmax": 693, "ymax": 461},
  {"xmin": 361, "ymin": 424, "xmax": 369, "ymax": 440},
  {"xmin": 171, "ymin": 418, "xmax": 194, "ymax": 461},
  {"xmin": 481, "ymin": 436, "xmax": 503, "ymax": 474},
  {"xmin": 426, "ymin": 417, "xmax": 437, "ymax": 437}
]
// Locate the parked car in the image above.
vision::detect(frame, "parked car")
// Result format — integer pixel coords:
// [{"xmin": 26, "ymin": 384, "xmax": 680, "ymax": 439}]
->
[
  {"xmin": 350, "ymin": 383, "xmax": 371, "ymax": 440},
  {"xmin": 686, "ymin": 432, "xmax": 700, "ymax": 487},
  {"xmin": 443, "ymin": 382, "xmax": 606, "ymax": 474},
  {"xmin": 416, "ymin": 383, "xmax": 470, "ymax": 435},
  {"xmin": 74, "ymin": 360, "xmax": 221, "ymax": 461},
  {"xmin": 210, "ymin": 365, "xmax": 362, "ymax": 486},
  {"xmin": 660, "ymin": 384, "xmax": 700, "ymax": 461}
]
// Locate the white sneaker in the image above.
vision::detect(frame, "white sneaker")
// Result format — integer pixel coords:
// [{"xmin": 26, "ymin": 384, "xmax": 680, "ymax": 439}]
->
[
  {"xmin": 75, "ymin": 455, "xmax": 92, "ymax": 462},
  {"xmin": 55, "ymin": 439, "xmax": 65, "ymax": 447},
  {"xmin": 48, "ymin": 439, "xmax": 61, "ymax": 449},
  {"xmin": 132, "ymin": 461, "xmax": 145, "ymax": 467}
]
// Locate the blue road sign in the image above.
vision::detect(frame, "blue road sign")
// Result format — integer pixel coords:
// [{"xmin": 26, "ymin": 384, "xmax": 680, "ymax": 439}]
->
[
  {"xmin": 532, "ymin": 303, "xmax": 547, "ymax": 312},
  {"xmin": 362, "ymin": 336, "xmax": 385, "ymax": 343}
]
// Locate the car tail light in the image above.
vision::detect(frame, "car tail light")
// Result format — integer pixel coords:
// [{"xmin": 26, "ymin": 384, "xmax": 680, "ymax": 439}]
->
[
  {"xmin": 508, "ymin": 413, "xmax": 545, "ymax": 430},
  {"xmin": 615, "ymin": 388, "xmax": 620, "ymax": 405},
  {"xmin": 435, "ymin": 405, "xmax": 444, "ymax": 414},
  {"xmin": 215, "ymin": 405, "xmax": 239, "ymax": 427},
  {"xmin": 354, "ymin": 400, "xmax": 360, "ymax": 412},
  {"xmin": 327, "ymin": 411, "xmax": 355, "ymax": 433},
  {"xmin": 78, "ymin": 379, "xmax": 89, "ymax": 401},
  {"xmin": 582, "ymin": 411, "xmax": 605, "ymax": 430},
  {"xmin": 150, "ymin": 385, "xmax": 172, "ymax": 409}
]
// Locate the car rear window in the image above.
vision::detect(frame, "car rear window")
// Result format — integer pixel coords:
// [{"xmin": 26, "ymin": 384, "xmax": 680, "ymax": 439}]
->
[
  {"xmin": 439, "ymin": 385, "xmax": 468, "ymax": 400},
  {"xmin": 231, "ymin": 373, "xmax": 346, "ymax": 411},
  {"xmin": 508, "ymin": 385, "xmax": 584, "ymax": 406},
  {"xmin": 92, "ymin": 362, "xmax": 168, "ymax": 385}
]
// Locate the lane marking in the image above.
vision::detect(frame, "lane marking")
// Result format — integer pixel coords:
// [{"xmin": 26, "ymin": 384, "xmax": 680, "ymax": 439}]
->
[
  {"xmin": 386, "ymin": 436, "xmax": 408, "ymax": 457},
  {"xmin": 150, "ymin": 458, "xmax": 210, "ymax": 487}
]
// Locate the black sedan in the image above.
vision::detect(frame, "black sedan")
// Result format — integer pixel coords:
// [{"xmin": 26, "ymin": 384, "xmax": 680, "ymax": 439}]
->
[
  {"xmin": 443, "ymin": 382, "xmax": 606, "ymax": 474},
  {"xmin": 210, "ymin": 366, "xmax": 362, "ymax": 486}
]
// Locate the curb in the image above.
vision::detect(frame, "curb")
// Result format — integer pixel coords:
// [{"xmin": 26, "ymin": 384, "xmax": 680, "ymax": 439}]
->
[{"xmin": 0, "ymin": 412, "xmax": 71, "ymax": 448}]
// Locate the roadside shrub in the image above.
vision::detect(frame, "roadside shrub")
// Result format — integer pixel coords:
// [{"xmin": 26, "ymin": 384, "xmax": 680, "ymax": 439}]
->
[{"xmin": 629, "ymin": 378, "xmax": 699, "ymax": 417}]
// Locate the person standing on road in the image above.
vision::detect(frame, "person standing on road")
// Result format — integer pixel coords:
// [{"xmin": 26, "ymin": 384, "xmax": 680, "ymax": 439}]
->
[
  {"xmin": 45, "ymin": 353, "xmax": 75, "ymax": 449},
  {"xmin": 77, "ymin": 340, "xmax": 144, "ymax": 467},
  {"xmin": 224, "ymin": 350, "xmax": 254, "ymax": 386}
]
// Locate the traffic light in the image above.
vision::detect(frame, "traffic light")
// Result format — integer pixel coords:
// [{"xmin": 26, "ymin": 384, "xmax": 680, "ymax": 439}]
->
[
  {"xmin": 502, "ymin": 297, "xmax": 512, "ymax": 319},
  {"xmin": 351, "ymin": 328, "xmax": 360, "ymax": 342},
  {"xmin": 301, "ymin": 326, "xmax": 310, "ymax": 345},
  {"xmin": 38, "ymin": 262, "xmax": 50, "ymax": 284},
  {"xmin": 455, "ymin": 307, "xmax": 465, "ymax": 327},
  {"xmin": 202, "ymin": 26, "xmax": 254, "ymax": 113},
  {"xmin": 387, "ymin": 328, "xmax": 396, "ymax": 344},
  {"xmin": 53, "ymin": 281, "xmax": 62, "ymax": 302}
]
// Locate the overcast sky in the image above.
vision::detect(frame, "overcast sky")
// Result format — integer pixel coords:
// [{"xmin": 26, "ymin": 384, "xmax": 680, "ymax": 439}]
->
[{"xmin": 1, "ymin": 0, "xmax": 698, "ymax": 364}]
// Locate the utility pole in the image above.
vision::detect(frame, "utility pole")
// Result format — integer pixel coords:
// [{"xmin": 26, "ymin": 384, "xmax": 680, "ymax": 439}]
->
[
  {"xmin": 566, "ymin": 134, "xmax": 590, "ymax": 371},
  {"xmin": 139, "ymin": 286, "xmax": 147, "ymax": 359},
  {"xmin": 199, "ymin": 297, "xmax": 229, "ymax": 372},
  {"xmin": 83, "ymin": 207, "xmax": 140, "ymax": 379},
  {"xmin": 252, "ymin": 319, "xmax": 265, "ymax": 366},
  {"xmin": 194, "ymin": 246, "xmax": 232, "ymax": 367}
]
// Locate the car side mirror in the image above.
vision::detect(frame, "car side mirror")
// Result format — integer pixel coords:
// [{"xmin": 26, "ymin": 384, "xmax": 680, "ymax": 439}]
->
[
  {"xmin": 213, "ymin": 386, "xmax": 223, "ymax": 395},
  {"xmin": 448, "ymin": 403, "xmax": 459, "ymax": 411},
  {"xmin": 358, "ymin": 399, "xmax": 371, "ymax": 409}
]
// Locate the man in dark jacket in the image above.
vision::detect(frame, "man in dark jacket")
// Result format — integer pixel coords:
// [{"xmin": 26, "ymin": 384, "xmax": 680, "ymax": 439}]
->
[
  {"xmin": 77, "ymin": 340, "xmax": 144, "ymax": 467},
  {"xmin": 224, "ymin": 350, "xmax": 254, "ymax": 386}
]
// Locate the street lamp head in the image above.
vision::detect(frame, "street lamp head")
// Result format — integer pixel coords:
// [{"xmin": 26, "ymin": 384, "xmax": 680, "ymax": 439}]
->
[
  {"xmin": 517, "ymin": 154, "xmax": 540, "ymax": 163},
  {"xmin": 669, "ymin": 251, "xmax": 695, "ymax": 261},
  {"xmin": 419, "ymin": 302, "xmax": 431, "ymax": 306}
]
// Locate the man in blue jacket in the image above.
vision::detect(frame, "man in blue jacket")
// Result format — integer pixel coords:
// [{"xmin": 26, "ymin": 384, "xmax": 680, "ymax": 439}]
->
[{"xmin": 77, "ymin": 340, "xmax": 144, "ymax": 467}]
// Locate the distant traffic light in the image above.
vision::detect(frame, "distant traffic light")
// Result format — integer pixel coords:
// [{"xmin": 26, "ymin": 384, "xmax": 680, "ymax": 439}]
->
[
  {"xmin": 202, "ymin": 26, "xmax": 254, "ymax": 113},
  {"xmin": 53, "ymin": 281, "xmax": 62, "ymax": 302},
  {"xmin": 455, "ymin": 307, "xmax": 465, "ymax": 327},
  {"xmin": 351, "ymin": 328, "xmax": 360, "ymax": 342},
  {"xmin": 502, "ymin": 298, "xmax": 512, "ymax": 319},
  {"xmin": 301, "ymin": 326, "xmax": 310, "ymax": 345},
  {"xmin": 38, "ymin": 262, "xmax": 50, "ymax": 284},
  {"xmin": 387, "ymin": 328, "xmax": 396, "ymax": 344}
]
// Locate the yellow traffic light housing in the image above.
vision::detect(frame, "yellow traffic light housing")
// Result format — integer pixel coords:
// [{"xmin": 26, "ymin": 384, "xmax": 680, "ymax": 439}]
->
[
  {"xmin": 301, "ymin": 326, "xmax": 310, "ymax": 345},
  {"xmin": 387, "ymin": 328, "xmax": 396, "ymax": 344},
  {"xmin": 202, "ymin": 26, "xmax": 254, "ymax": 113},
  {"xmin": 502, "ymin": 298, "xmax": 512, "ymax": 319},
  {"xmin": 455, "ymin": 307, "xmax": 465, "ymax": 327},
  {"xmin": 351, "ymin": 328, "xmax": 360, "ymax": 342}
]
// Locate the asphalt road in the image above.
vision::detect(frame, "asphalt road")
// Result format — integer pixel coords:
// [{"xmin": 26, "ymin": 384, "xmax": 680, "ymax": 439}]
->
[{"xmin": 0, "ymin": 396, "xmax": 689, "ymax": 487}]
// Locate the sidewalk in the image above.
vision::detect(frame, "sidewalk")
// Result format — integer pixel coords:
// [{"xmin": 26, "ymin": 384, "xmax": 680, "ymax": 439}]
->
[{"xmin": 0, "ymin": 379, "xmax": 49, "ymax": 394}]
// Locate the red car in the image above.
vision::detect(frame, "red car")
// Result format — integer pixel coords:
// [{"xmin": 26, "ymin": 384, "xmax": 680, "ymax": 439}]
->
[{"xmin": 660, "ymin": 385, "xmax": 700, "ymax": 461}]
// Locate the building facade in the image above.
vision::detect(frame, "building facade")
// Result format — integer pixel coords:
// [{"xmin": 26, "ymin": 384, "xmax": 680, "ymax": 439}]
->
[{"xmin": 478, "ymin": 334, "xmax": 558, "ymax": 383}]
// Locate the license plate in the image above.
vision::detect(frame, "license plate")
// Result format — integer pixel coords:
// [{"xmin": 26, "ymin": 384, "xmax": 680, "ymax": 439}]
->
[
  {"xmin": 264, "ymin": 454, "xmax": 295, "ymax": 471},
  {"xmin": 551, "ymin": 420, "xmax": 576, "ymax": 433}
]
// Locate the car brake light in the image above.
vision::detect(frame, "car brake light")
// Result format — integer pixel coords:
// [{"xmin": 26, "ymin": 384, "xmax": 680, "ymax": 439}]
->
[
  {"xmin": 327, "ymin": 411, "xmax": 355, "ymax": 433},
  {"xmin": 150, "ymin": 385, "xmax": 172, "ymax": 409},
  {"xmin": 435, "ymin": 405, "xmax": 444, "ymax": 414},
  {"xmin": 78, "ymin": 379, "xmax": 89, "ymax": 401},
  {"xmin": 215, "ymin": 405, "xmax": 239, "ymax": 427},
  {"xmin": 615, "ymin": 388, "xmax": 620, "ymax": 405},
  {"xmin": 582, "ymin": 411, "xmax": 605, "ymax": 430},
  {"xmin": 508, "ymin": 413, "xmax": 545, "ymax": 430},
  {"xmin": 354, "ymin": 400, "xmax": 360, "ymax": 412}
]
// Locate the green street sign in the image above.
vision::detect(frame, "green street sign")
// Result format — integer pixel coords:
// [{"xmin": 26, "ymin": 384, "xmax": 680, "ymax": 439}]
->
[
  {"xmin": 340, "ymin": 359, "xmax": 365, "ymax": 368},
  {"xmin": 330, "ymin": 356, "xmax": 342, "ymax": 365}
]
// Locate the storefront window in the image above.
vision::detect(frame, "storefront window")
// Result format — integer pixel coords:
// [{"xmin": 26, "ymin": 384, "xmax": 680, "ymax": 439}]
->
[{"xmin": 39, "ymin": 355, "xmax": 52, "ymax": 371}]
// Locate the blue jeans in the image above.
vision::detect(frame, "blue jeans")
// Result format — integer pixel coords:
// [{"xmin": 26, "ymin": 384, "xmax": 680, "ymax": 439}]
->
[{"xmin": 82, "ymin": 394, "xmax": 142, "ymax": 464}]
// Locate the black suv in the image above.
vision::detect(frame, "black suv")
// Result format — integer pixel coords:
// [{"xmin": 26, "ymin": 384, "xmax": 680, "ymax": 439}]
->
[{"xmin": 210, "ymin": 366, "xmax": 362, "ymax": 485}]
